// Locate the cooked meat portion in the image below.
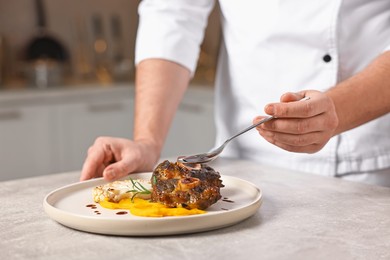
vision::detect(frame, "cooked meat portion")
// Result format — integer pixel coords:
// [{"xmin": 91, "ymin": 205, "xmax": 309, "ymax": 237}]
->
[{"xmin": 151, "ymin": 160, "xmax": 224, "ymax": 210}]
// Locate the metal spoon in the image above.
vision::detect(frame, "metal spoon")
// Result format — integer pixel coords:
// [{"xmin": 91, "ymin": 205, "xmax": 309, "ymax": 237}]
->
[{"xmin": 177, "ymin": 96, "xmax": 310, "ymax": 164}]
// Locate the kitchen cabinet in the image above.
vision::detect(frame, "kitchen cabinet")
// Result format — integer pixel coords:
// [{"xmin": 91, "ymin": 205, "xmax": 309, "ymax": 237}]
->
[
  {"xmin": 0, "ymin": 85, "xmax": 215, "ymax": 181},
  {"xmin": 55, "ymin": 99, "xmax": 134, "ymax": 173},
  {"xmin": 164, "ymin": 97, "xmax": 215, "ymax": 157},
  {"xmin": 0, "ymin": 105, "xmax": 54, "ymax": 180},
  {"xmin": 0, "ymin": 86, "xmax": 135, "ymax": 181}
]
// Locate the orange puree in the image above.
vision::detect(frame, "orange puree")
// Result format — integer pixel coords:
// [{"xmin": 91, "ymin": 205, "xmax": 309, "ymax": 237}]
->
[{"xmin": 99, "ymin": 198, "xmax": 205, "ymax": 217}]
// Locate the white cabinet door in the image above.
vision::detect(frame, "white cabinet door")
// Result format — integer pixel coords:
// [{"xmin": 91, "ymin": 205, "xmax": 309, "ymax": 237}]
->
[
  {"xmin": 163, "ymin": 98, "xmax": 215, "ymax": 158},
  {"xmin": 0, "ymin": 106, "xmax": 53, "ymax": 181},
  {"xmin": 55, "ymin": 98, "xmax": 134, "ymax": 172}
]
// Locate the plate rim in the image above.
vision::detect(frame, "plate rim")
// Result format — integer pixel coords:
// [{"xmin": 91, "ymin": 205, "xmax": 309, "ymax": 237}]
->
[{"xmin": 43, "ymin": 173, "xmax": 262, "ymax": 235}]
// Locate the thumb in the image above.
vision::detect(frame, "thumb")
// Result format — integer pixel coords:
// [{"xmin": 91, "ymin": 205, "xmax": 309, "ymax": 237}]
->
[
  {"xmin": 280, "ymin": 92, "xmax": 305, "ymax": 103},
  {"xmin": 102, "ymin": 159, "xmax": 134, "ymax": 181}
]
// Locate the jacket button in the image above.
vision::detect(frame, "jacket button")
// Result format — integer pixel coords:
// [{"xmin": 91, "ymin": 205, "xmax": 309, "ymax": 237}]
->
[{"xmin": 323, "ymin": 54, "xmax": 332, "ymax": 63}]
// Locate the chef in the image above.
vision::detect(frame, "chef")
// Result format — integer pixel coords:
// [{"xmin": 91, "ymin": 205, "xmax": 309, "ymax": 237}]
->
[{"xmin": 80, "ymin": 0, "xmax": 390, "ymax": 187}]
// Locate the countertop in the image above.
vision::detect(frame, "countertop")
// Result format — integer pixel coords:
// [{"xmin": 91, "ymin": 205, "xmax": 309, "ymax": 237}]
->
[
  {"xmin": 0, "ymin": 83, "xmax": 214, "ymax": 108},
  {"xmin": 1, "ymin": 158, "xmax": 390, "ymax": 260}
]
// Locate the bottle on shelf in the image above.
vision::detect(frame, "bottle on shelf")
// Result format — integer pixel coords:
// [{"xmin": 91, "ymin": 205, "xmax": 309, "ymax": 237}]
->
[
  {"xmin": 91, "ymin": 14, "xmax": 112, "ymax": 84},
  {"xmin": 109, "ymin": 14, "xmax": 133, "ymax": 82}
]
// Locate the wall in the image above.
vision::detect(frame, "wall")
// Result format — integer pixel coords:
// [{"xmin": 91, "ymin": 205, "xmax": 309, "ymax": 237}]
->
[
  {"xmin": 0, "ymin": 0, "xmax": 221, "ymax": 86},
  {"xmin": 0, "ymin": 0, "xmax": 140, "ymax": 83}
]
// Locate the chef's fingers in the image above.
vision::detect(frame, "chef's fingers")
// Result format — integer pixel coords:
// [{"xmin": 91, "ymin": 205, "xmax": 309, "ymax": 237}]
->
[
  {"xmin": 102, "ymin": 144, "xmax": 115, "ymax": 166},
  {"xmin": 80, "ymin": 145, "xmax": 105, "ymax": 181},
  {"xmin": 102, "ymin": 156, "xmax": 136, "ymax": 181},
  {"xmin": 253, "ymin": 116, "xmax": 269, "ymax": 125},
  {"xmin": 262, "ymin": 135, "xmax": 326, "ymax": 154},
  {"xmin": 95, "ymin": 164, "xmax": 106, "ymax": 179},
  {"xmin": 80, "ymin": 138, "xmax": 115, "ymax": 181},
  {"xmin": 265, "ymin": 91, "xmax": 328, "ymax": 118},
  {"xmin": 258, "ymin": 128, "xmax": 329, "ymax": 152},
  {"xmin": 279, "ymin": 92, "xmax": 304, "ymax": 102},
  {"xmin": 259, "ymin": 113, "xmax": 337, "ymax": 134}
]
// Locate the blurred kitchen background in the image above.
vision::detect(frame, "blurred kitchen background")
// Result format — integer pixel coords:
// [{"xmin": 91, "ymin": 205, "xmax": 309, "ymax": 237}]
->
[{"xmin": 0, "ymin": 0, "xmax": 221, "ymax": 181}]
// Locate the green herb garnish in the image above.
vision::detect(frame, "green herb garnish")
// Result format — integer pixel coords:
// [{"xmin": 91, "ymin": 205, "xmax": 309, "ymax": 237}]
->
[{"xmin": 126, "ymin": 177, "xmax": 152, "ymax": 202}]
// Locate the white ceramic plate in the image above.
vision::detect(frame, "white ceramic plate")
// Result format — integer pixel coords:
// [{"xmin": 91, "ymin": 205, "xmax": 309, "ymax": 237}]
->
[{"xmin": 43, "ymin": 173, "xmax": 262, "ymax": 236}]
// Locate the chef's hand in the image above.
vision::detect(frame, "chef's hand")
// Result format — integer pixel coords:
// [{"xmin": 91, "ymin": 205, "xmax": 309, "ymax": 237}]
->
[
  {"xmin": 253, "ymin": 90, "xmax": 339, "ymax": 153},
  {"xmin": 80, "ymin": 137, "xmax": 159, "ymax": 181}
]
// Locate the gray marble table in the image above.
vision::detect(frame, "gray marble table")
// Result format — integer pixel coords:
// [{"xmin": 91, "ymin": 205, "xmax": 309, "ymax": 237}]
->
[{"xmin": 1, "ymin": 159, "xmax": 389, "ymax": 260}]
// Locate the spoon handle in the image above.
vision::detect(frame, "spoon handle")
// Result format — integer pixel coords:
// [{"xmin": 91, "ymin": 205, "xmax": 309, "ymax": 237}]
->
[
  {"xmin": 226, "ymin": 116, "xmax": 274, "ymax": 142},
  {"xmin": 226, "ymin": 96, "xmax": 311, "ymax": 142}
]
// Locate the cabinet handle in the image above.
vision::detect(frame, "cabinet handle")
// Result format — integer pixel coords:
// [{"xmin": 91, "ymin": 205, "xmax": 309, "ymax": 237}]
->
[
  {"xmin": 178, "ymin": 103, "xmax": 203, "ymax": 113},
  {"xmin": 87, "ymin": 103, "xmax": 125, "ymax": 113},
  {"xmin": 0, "ymin": 110, "xmax": 22, "ymax": 121}
]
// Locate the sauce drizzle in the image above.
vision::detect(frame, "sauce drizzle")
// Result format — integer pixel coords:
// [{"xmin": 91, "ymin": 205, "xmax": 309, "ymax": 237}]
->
[
  {"xmin": 222, "ymin": 199, "xmax": 234, "ymax": 203},
  {"xmin": 116, "ymin": 211, "xmax": 128, "ymax": 215}
]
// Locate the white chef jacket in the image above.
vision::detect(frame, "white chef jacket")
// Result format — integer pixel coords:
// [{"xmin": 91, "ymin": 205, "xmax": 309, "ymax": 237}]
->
[{"xmin": 135, "ymin": 0, "xmax": 390, "ymax": 182}]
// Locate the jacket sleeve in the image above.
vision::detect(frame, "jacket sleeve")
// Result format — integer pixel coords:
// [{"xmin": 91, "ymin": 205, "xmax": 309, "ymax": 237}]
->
[
  {"xmin": 135, "ymin": 0, "xmax": 215, "ymax": 76},
  {"xmin": 383, "ymin": 44, "xmax": 390, "ymax": 53}
]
